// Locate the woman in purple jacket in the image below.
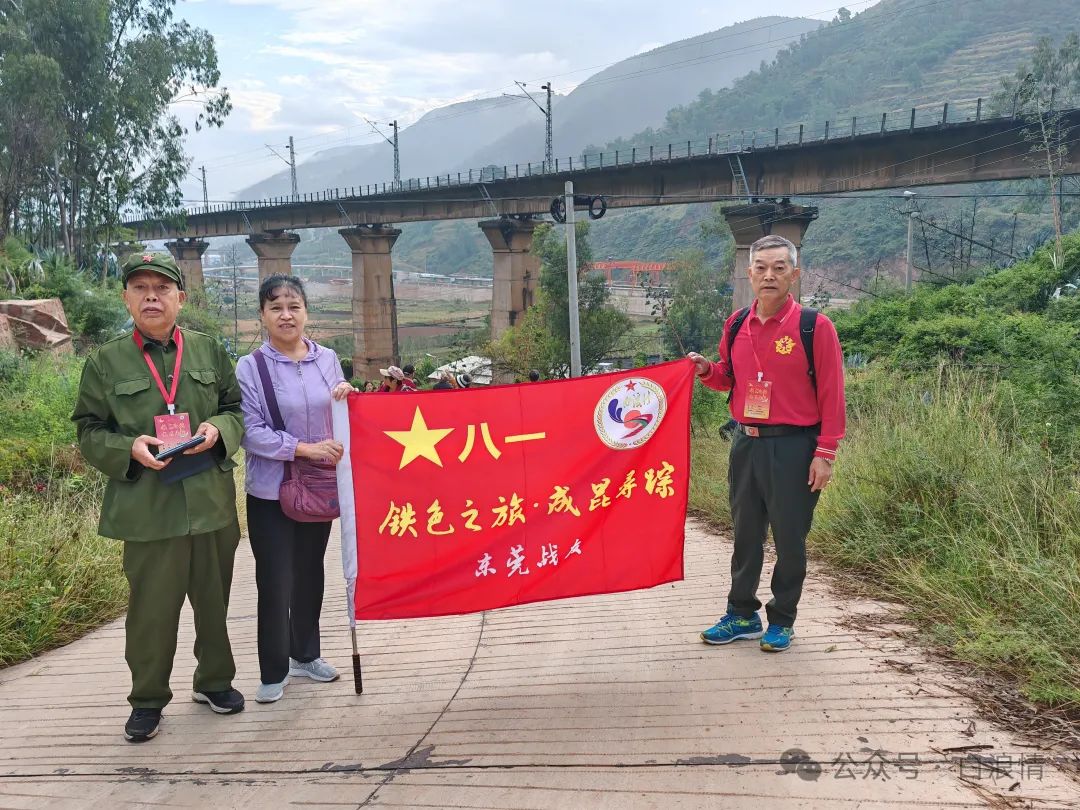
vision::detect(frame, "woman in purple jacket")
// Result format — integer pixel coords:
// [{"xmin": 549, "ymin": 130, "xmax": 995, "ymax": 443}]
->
[{"xmin": 236, "ymin": 275, "xmax": 356, "ymax": 704}]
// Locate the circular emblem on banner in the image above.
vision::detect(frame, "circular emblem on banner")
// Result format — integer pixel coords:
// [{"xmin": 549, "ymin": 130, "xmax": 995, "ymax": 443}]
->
[{"xmin": 594, "ymin": 377, "xmax": 668, "ymax": 450}]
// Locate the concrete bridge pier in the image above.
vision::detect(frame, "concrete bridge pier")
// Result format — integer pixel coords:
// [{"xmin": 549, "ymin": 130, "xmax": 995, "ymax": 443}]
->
[
  {"xmin": 480, "ymin": 217, "xmax": 540, "ymax": 340},
  {"xmin": 164, "ymin": 237, "xmax": 209, "ymax": 292},
  {"xmin": 246, "ymin": 231, "xmax": 301, "ymax": 282},
  {"xmin": 111, "ymin": 242, "xmax": 146, "ymax": 273},
  {"xmin": 340, "ymin": 225, "xmax": 402, "ymax": 381},
  {"xmin": 723, "ymin": 203, "xmax": 818, "ymax": 312}
]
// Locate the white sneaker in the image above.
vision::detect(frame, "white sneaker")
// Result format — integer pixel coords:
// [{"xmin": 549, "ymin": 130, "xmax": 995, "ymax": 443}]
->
[
  {"xmin": 289, "ymin": 658, "xmax": 339, "ymax": 682},
  {"xmin": 255, "ymin": 677, "xmax": 288, "ymax": 703}
]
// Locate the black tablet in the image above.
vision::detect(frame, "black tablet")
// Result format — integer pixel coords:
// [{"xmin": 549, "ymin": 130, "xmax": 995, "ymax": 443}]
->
[{"xmin": 155, "ymin": 434, "xmax": 206, "ymax": 461}]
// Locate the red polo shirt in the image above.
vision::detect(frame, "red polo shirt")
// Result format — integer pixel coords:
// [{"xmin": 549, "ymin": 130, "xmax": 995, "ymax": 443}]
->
[{"xmin": 698, "ymin": 295, "xmax": 846, "ymax": 460}]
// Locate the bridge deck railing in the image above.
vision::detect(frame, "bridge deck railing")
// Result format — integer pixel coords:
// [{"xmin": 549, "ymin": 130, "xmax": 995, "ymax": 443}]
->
[{"xmin": 128, "ymin": 94, "xmax": 1080, "ymax": 223}]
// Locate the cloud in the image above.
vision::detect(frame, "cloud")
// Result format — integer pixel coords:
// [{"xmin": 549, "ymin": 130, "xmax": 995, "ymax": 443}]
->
[
  {"xmin": 230, "ymin": 87, "xmax": 284, "ymax": 132},
  {"xmin": 183, "ymin": 0, "xmax": 882, "ymax": 196}
]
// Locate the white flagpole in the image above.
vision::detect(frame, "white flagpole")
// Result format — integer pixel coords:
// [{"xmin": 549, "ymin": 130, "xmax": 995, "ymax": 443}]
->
[{"xmin": 332, "ymin": 398, "xmax": 362, "ymax": 694}]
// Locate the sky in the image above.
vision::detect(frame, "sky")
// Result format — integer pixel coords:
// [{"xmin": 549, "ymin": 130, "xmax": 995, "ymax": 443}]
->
[{"xmin": 175, "ymin": 0, "xmax": 883, "ymax": 202}]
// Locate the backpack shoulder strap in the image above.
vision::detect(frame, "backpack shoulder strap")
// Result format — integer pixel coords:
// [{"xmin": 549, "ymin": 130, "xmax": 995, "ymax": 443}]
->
[
  {"xmin": 799, "ymin": 306, "xmax": 819, "ymax": 392},
  {"xmin": 724, "ymin": 306, "xmax": 751, "ymax": 404},
  {"xmin": 726, "ymin": 306, "xmax": 752, "ymax": 379},
  {"xmin": 252, "ymin": 349, "xmax": 286, "ymax": 432}
]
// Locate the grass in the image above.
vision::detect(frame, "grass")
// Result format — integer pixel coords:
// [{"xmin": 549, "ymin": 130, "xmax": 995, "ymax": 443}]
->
[
  {"xmin": 0, "ymin": 468, "xmax": 126, "ymax": 665},
  {"xmin": 0, "ymin": 351, "xmax": 251, "ymax": 668},
  {"xmin": 689, "ymin": 367, "xmax": 1080, "ymax": 708}
]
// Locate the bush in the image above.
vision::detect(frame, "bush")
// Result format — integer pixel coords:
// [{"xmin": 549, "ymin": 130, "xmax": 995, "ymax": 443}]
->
[
  {"xmin": 690, "ymin": 365, "xmax": 1080, "ymax": 707},
  {"xmin": 811, "ymin": 368, "xmax": 1080, "ymax": 705},
  {"xmin": 17, "ymin": 251, "xmax": 128, "ymax": 347}
]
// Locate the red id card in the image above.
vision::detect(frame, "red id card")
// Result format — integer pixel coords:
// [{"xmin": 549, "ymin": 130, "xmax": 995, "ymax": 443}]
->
[
  {"xmin": 154, "ymin": 412, "xmax": 193, "ymax": 450},
  {"xmin": 743, "ymin": 379, "xmax": 772, "ymax": 420}
]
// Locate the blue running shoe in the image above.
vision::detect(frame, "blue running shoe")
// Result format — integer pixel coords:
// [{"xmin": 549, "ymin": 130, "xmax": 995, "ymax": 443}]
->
[
  {"xmin": 760, "ymin": 624, "xmax": 795, "ymax": 652},
  {"xmin": 700, "ymin": 612, "xmax": 763, "ymax": 645}
]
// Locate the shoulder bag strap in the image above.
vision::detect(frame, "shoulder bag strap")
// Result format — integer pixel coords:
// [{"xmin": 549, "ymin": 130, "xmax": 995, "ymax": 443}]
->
[
  {"xmin": 253, "ymin": 349, "xmax": 296, "ymax": 482},
  {"xmin": 252, "ymin": 349, "xmax": 286, "ymax": 432}
]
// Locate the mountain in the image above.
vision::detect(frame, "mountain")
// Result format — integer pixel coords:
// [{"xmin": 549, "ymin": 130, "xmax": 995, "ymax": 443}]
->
[
  {"xmin": 236, "ymin": 97, "xmax": 540, "ymax": 199},
  {"xmin": 454, "ymin": 17, "xmax": 820, "ymax": 171},
  {"xmin": 585, "ymin": 0, "xmax": 1080, "ymax": 289},
  {"xmin": 261, "ymin": 1, "xmax": 1080, "ymax": 291},
  {"xmin": 277, "ymin": 15, "xmax": 819, "ymax": 272},
  {"xmin": 610, "ymin": 0, "xmax": 1071, "ymax": 145}
]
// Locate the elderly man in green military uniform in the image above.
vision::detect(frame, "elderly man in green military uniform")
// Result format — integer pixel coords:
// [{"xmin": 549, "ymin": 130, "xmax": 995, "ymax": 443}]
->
[{"xmin": 72, "ymin": 252, "xmax": 246, "ymax": 743}]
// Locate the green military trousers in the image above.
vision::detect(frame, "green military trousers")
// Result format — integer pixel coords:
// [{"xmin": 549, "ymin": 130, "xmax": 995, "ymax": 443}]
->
[{"xmin": 122, "ymin": 523, "xmax": 241, "ymax": 709}]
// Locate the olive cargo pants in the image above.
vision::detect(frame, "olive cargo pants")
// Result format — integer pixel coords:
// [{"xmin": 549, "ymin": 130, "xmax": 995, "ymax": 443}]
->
[
  {"xmin": 727, "ymin": 430, "xmax": 821, "ymax": 628},
  {"xmin": 122, "ymin": 524, "xmax": 241, "ymax": 709}
]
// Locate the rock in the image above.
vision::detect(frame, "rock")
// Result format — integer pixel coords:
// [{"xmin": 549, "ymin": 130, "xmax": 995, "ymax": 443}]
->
[{"xmin": 0, "ymin": 298, "xmax": 73, "ymax": 353}]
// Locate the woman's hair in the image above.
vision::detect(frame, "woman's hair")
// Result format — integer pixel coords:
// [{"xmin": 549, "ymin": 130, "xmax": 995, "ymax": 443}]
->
[{"xmin": 258, "ymin": 274, "xmax": 307, "ymax": 310}]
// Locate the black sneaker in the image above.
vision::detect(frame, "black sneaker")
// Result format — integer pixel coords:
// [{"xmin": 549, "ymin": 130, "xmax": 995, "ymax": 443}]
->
[
  {"xmin": 124, "ymin": 708, "xmax": 162, "ymax": 742},
  {"xmin": 191, "ymin": 688, "xmax": 245, "ymax": 714}
]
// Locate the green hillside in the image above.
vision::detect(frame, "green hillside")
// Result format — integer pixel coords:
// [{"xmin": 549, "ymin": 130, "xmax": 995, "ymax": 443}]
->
[
  {"xmin": 290, "ymin": 1, "xmax": 1080, "ymax": 285},
  {"xmin": 596, "ymin": 0, "xmax": 1080, "ymax": 286}
]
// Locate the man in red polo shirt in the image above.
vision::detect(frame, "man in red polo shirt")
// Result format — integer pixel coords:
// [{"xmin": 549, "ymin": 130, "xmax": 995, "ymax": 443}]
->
[{"xmin": 688, "ymin": 234, "xmax": 846, "ymax": 652}]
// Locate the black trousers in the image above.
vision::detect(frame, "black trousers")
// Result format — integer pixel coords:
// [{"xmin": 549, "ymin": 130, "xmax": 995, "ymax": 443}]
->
[
  {"xmin": 246, "ymin": 495, "xmax": 332, "ymax": 684},
  {"xmin": 727, "ymin": 430, "xmax": 821, "ymax": 628}
]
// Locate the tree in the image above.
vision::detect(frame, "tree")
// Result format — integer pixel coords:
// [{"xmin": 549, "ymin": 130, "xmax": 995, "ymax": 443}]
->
[
  {"xmin": 0, "ymin": 53, "xmax": 65, "ymax": 243},
  {"xmin": 487, "ymin": 221, "xmax": 632, "ymax": 377},
  {"xmin": 993, "ymin": 34, "xmax": 1080, "ymax": 269},
  {"xmin": 646, "ymin": 250, "xmax": 730, "ymax": 358},
  {"xmin": 0, "ymin": 0, "xmax": 231, "ymax": 258}
]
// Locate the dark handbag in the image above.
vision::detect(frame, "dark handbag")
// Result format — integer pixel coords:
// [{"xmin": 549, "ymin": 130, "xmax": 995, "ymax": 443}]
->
[{"xmin": 253, "ymin": 349, "xmax": 340, "ymax": 523}]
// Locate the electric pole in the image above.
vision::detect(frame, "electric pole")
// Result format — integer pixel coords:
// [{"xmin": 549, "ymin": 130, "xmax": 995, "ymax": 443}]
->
[
  {"xmin": 905, "ymin": 211, "xmax": 914, "ymax": 291},
  {"xmin": 200, "ymin": 166, "xmax": 209, "ymax": 210},
  {"xmin": 266, "ymin": 141, "xmax": 299, "ymax": 200},
  {"xmin": 903, "ymin": 190, "xmax": 917, "ymax": 291},
  {"xmin": 505, "ymin": 81, "xmax": 554, "ymax": 172},
  {"xmin": 542, "ymin": 83, "xmax": 553, "ymax": 172},
  {"xmin": 287, "ymin": 136, "xmax": 298, "ymax": 201},
  {"xmin": 231, "ymin": 247, "xmax": 239, "ymax": 351},
  {"xmin": 365, "ymin": 119, "xmax": 402, "ymax": 189},
  {"xmin": 564, "ymin": 181, "xmax": 582, "ymax": 377},
  {"xmin": 392, "ymin": 120, "xmax": 401, "ymax": 189}
]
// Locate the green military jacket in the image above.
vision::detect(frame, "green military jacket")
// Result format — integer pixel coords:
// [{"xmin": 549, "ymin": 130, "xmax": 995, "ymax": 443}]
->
[{"xmin": 72, "ymin": 327, "xmax": 245, "ymax": 542}]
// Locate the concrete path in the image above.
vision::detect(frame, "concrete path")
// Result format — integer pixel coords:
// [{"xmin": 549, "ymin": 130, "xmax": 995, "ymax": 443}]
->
[{"xmin": 1, "ymin": 520, "xmax": 1077, "ymax": 809}]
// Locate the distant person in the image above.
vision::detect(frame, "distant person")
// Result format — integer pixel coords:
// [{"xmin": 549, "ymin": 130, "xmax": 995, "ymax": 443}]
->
[
  {"xmin": 71, "ymin": 253, "xmax": 246, "ymax": 743},
  {"xmin": 527, "ymin": 369, "xmax": 541, "ymax": 383},
  {"xmin": 363, "ymin": 380, "xmax": 378, "ymax": 393},
  {"xmin": 401, "ymin": 363, "xmax": 418, "ymax": 389},
  {"xmin": 456, "ymin": 373, "xmax": 472, "ymax": 389},
  {"xmin": 687, "ymin": 234, "xmax": 846, "ymax": 653},
  {"xmin": 380, "ymin": 365, "xmax": 416, "ymax": 392},
  {"xmin": 236, "ymin": 275, "xmax": 355, "ymax": 704},
  {"xmin": 432, "ymin": 371, "xmax": 455, "ymax": 390}
]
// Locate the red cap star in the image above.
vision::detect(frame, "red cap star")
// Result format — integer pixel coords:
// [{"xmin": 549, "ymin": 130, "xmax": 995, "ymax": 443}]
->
[{"xmin": 624, "ymin": 381, "xmax": 637, "ymax": 391}]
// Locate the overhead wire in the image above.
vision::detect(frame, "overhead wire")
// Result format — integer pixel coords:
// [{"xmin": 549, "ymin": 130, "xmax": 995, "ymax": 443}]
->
[
  {"xmin": 193, "ymin": 0, "xmax": 883, "ymax": 168},
  {"xmin": 194, "ymin": 0, "xmax": 957, "ymax": 184}
]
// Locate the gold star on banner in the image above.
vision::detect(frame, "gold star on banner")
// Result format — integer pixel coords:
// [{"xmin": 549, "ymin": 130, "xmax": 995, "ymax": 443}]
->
[{"xmin": 385, "ymin": 408, "xmax": 454, "ymax": 469}]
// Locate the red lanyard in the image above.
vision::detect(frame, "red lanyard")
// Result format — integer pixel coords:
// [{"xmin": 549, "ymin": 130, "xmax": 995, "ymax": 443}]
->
[
  {"xmin": 743, "ymin": 317, "xmax": 766, "ymax": 382},
  {"xmin": 744, "ymin": 301, "xmax": 795, "ymax": 382},
  {"xmin": 132, "ymin": 328, "xmax": 184, "ymax": 414}
]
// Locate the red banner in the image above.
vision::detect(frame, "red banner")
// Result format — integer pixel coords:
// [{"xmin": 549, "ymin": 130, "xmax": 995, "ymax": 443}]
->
[{"xmin": 340, "ymin": 359, "xmax": 693, "ymax": 620}]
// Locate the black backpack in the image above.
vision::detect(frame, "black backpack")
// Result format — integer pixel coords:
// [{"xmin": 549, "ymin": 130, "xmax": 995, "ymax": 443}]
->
[{"xmin": 725, "ymin": 306, "xmax": 819, "ymax": 396}]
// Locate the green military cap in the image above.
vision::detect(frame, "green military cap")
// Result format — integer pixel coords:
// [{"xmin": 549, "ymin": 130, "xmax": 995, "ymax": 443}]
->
[{"xmin": 121, "ymin": 251, "xmax": 184, "ymax": 289}]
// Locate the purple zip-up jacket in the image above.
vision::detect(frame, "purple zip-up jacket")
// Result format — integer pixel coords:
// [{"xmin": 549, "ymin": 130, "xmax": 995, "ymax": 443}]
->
[{"xmin": 236, "ymin": 338, "xmax": 347, "ymax": 500}]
